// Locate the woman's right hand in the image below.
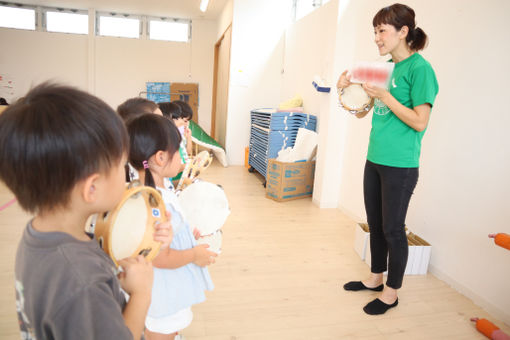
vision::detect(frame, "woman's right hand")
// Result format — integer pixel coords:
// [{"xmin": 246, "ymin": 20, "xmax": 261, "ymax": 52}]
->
[
  {"xmin": 337, "ymin": 70, "xmax": 351, "ymax": 90},
  {"xmin": 192, "ymin": 244, "xmax": 217, "ymax": 267}
]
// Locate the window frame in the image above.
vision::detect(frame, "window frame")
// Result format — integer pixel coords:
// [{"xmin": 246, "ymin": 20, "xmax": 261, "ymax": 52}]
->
[
  {"xmin": 0, "ymin": 2, "xmax": 37, "ymax": 31},
  {"xmin": 96, "ymin": 11, "xmax": 142, "ymax": 39},
  {"xmin": 42, "ymin": 6, "xmax": 89, "ymax": 35},
  {"xmin": 147, "ymin": 16, "xmax": 191, "ymax": 42},
  {"xmin": 293, "ymin": 0, "xmax": 326, "ymax": 21}
]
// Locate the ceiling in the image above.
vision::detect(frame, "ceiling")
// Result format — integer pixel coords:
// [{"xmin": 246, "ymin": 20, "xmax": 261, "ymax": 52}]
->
[{"xmin": 10, "ymin": 0, "xmax": 229, "ymax": 20}]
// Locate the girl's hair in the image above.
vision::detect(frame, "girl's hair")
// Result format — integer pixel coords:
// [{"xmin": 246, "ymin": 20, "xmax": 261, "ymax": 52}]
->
[
  {"xmin": 373, "ymin": 3, "xmax": 428, "ymax": 51},
  {"xmin": 117, "ymin": 97, "xmax": 159, "ymax": 122},
  {"xmin": 126, "ymin": 114, "xmax": 182, "ymax": 188},
  {"xmin": 0, "ymin": 82, "xmax": 128, "ymax": 214},
  {"xmin": 159, "ymin": 102, "xmax": 182, "ymax": 120},
  {"xmin": 172, "ymin": 100, "xmax": 193, "ymax": 121}
]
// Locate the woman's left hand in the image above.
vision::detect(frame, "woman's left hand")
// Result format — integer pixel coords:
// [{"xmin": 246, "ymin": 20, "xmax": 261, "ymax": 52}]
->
[{"xmin": 363, "ymin": 82, "xmax": 389, "ymax": 101}]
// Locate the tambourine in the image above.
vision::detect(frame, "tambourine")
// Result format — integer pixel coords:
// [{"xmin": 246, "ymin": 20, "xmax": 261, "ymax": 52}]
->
[
  {"xmin": 338, "ymin": 83, "xmax": 374, "ymax": 115},
  {"xmin": 178, "ymin": 181, "xmax": 230, "ymax": 252},
  {"xmin": 197, "ymin": 230, "xmax": 223, "ymax": 254},
  {"xmin": 94, "ymin": 184, "xmax": 167, "ymax": 266},
  {"xmin": 176, "ymin": 150, "xmax": 213, "ymax": 191}
]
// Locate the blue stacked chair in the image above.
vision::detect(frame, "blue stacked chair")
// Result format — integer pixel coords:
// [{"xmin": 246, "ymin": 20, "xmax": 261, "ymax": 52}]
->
[{"xmin": 248, "ymin": 108, "xmax": 317, "ymax": 179}]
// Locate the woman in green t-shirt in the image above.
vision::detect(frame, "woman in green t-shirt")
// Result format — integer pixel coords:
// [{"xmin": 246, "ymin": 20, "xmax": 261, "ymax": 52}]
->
[{"xmin": 338, "ymin": 3, "xmax": 439, "ymax": 315}]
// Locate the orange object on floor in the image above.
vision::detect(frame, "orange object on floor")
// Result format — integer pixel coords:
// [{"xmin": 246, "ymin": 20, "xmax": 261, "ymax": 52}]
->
[
  {"xmin": 471, "ymin": 317, "xmax": 510, "ymax": 340},
  {"xmin": 473, "ymin": 318, "xmax": 499, "ymax": 338},
  {"xmin": 489, "ymin": 233, "xmax": 510, "ymax": 251},
  {"xmin": 244, "ymin": 146, "xmax": 249, "ymax": 168}
]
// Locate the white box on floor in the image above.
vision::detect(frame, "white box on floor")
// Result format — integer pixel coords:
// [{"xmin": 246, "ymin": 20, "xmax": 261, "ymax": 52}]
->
[
  {"xmin": 354, "ymin": 223, "xmax": 370, "ymax": 260},
  {"xmin": 362, "ymin": 229, "xmax": 430, "ymax": 276},
  {"xmin": 408, "ymin": 233, "xmax": 431, "ymax": 275}
]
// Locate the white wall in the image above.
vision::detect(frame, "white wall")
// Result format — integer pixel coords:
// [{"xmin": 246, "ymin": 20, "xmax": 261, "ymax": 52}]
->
[
  {"xmin": 273, "ymin": 0, "xmax": 510, "ymax": 326},
  {"xmin": 0, "ymin": 29, "xmax": 89, "ymax": 98},
  {"xmin": 224, "ymin": 0, "xmax": 293, "ymax": 165},
  {"xmin": 331, "ymin": 0, "xmax": 510, "ymax": 325},
  {"xmin": 0, "ymin": 18, "xmax": 216, "ymax": 132},
  {"xmin": 217, "ymin": 0, "xmax": 233, "ymax": 39},
  {"xmin": 281, "ymin": 0, "xmax": 347, "ymax": 208}
]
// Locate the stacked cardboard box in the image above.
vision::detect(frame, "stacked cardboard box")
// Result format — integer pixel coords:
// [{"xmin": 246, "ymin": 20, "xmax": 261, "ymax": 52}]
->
[{"xmin": 265, "ymin": 159, "xmax": 315, "ymax": 202}]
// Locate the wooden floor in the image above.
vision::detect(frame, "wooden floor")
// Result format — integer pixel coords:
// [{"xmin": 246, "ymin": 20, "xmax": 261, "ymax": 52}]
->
[{"xmin": 1, "ymin": 161, "xmax": 509, "ymax": 339}]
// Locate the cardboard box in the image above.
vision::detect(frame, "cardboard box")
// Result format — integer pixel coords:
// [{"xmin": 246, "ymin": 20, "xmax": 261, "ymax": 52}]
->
[
  {"xmin": 266, "ymin": 159, "xmax": 315, "ymax": 202},
  {"xmin": 354, "ymin": 223, "xmax": 370, "ymax": 261},
  {"xmin": 406, "ymin": 233, "xmax": 431, "ymax": 275},
  {"xmin": 146, "ymin": 82, "xmax": 199, "ymax": 124},
  {"xmin": 362, "ymin": 228, "xmax": 430, "ymax": 275},
  {"xmin": 170, "ymin": 83, "xmax": 199, "ymax": 124}
]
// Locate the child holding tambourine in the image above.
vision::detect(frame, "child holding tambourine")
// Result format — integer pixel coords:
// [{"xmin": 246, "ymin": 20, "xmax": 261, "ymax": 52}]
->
[
  {"xmin": 338, "ymin": 3, "xmax": 438, "ymax": 315},
  {"xmin": 0, "ymin": 83, "xmax": 173, "ymax": 340},
  {"xmin": 126, "ymin": 113, "xmax": 216, "ymax": 340}
]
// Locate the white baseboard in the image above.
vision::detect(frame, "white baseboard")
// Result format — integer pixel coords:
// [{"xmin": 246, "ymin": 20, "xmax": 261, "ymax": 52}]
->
[
  {"xmin": 312, "ymin": 197, "xmax": 338, "ymax": 209},
  {"xmin": 338, "ymin": 204, "xmax": 363, "ymax": 222},
  {"xmin": 428, "ymin": 264, "xmax": 510, "ymax": 327}
]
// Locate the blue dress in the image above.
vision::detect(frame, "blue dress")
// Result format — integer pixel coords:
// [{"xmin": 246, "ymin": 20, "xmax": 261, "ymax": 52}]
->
[{"xmin": 147, "ymin": 187, "xmax": 214, "ymax": 318}]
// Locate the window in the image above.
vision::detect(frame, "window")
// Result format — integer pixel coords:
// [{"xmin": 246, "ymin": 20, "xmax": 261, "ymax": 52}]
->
[
  {"xmin": 45, "ymin": 9, "xmax": 88, "ymax": 34},
  {"xmin": 148, "ymin": 18, "xmax": 190, "ymax": 42},
  {"xmin": 98, "ymin": 13, "xmax": 140, "ymax": 38},
  {"xmin": 0, "ymin": 4, "xmax": 36, "ymax": 30},
  {"xmin": 294, "ymin": 0, "xmax": 329, "ymax": 21}
]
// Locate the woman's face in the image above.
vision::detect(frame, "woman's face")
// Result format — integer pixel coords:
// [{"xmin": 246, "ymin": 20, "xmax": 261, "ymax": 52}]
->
[{"xmin": 374, "ymin": 24, "xmax": 404, "ymax": 56}]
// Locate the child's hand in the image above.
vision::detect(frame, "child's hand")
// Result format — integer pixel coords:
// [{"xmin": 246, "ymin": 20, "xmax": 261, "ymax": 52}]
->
[
  {"xmin": 192, "ymin": 228, "xmax": 201, "ymax": 240},
  {"xmin": 117, "ymin": 255, "xmax": 153, "ymax": 297},
  {"xmin": 184, "ymin": 126, "xmax": 192, "ymax": 141},
  {"xmin": 153, "ymin": 212, "xmax": 173, "ymax": 249},
  {"xmin": 192, "ymin": 244, "xmax": 218, "ymax": 267}
]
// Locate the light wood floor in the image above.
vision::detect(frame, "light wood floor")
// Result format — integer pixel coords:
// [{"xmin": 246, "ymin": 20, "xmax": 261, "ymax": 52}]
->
[{"xmin": 1, "ymin": 161, "xmax": 509, "ymax": 339}]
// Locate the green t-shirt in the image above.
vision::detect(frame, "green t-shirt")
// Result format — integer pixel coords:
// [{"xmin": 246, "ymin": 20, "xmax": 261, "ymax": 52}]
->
[{"xmin": 367, "ymin": 53, "xmax": 438, "ymax": 167}]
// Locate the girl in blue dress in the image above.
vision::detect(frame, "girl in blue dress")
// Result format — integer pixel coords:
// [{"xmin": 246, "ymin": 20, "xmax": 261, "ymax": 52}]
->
[{"xmin": 126, "ymin": 114, "xmax": 217, "ymax": 340}]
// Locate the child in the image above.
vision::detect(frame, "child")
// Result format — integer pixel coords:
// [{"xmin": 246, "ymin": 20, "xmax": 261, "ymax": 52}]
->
[
  {"xmin": 172, "ymin": 100, "xmax": 194, "ymax": 157},
  {"xmin": 126, "ymin": 114, "xmax": 217, "ymax": 340},
  {"xmin": 120, "ymin": 98, "xmax": 163, "ymax": 182},
  {"xmin": 118, "ymin": 97, "xmax": 163, "ymax": 122},
  {"xmin": 0, "ymin": 83, "xmax": 171, "ymax": 340},
  {"xmin": 158, "ymin": 102, "xmax": 185, "ymax": 186}
]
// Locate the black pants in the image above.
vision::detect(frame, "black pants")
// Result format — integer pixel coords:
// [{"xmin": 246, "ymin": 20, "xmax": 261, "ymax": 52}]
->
[{"xmin": 364, "ymin": 160, "xmax": 419, "ymax": 289}]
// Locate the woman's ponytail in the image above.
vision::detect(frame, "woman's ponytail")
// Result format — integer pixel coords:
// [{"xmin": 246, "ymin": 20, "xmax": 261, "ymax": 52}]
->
[{"xmin": 408, "ymin": 26, "xmax": 427, "ymax": 51}]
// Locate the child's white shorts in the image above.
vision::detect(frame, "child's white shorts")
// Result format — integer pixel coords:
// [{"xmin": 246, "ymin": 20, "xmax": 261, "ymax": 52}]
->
[{"xmin": 145, "ymin": 307, "xmax": 193, "ymax": 334}]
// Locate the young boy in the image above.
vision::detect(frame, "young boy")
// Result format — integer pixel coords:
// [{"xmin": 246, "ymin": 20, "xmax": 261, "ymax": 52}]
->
[
  {"xmin": 117, "ymin": 97, "xmax": 163, "ymax": 122},
  {"xmin": 0, "ymin": 83, "xmax": 170, "ymax": 340}
]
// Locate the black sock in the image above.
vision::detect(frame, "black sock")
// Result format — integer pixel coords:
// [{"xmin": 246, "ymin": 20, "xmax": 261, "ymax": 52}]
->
[{"xmin": 363, "ymin": 298, "xmax": 398, "ymax": 315}]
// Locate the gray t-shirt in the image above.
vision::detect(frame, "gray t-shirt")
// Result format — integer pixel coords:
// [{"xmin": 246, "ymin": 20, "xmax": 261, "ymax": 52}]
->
[{"xmin": 15, "ymin": 222, "xmax": 135, "ymax": 340}]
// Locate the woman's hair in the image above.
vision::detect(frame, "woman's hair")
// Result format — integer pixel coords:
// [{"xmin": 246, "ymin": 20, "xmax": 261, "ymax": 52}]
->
[
  {"xmin": 117, "ymin": 97, "xmax": 159, "ymax": 122},
  {"xmin": 373, "ymin": 3, "xmax": 428, "ymax": 51},
  {"xmin": 172, "ymin": 100, "xmax": 193, "ymax": 121},
  {"xmin": 126, "ymin": 114, "xmax": 182, "ymax": 188},
  {"xmin": 0, "ymin": 82, "xmax": 128, "ymax": 214},
  {"xmin": 159, "ymin": 102, "xmax": 182, "ymax": 120}
]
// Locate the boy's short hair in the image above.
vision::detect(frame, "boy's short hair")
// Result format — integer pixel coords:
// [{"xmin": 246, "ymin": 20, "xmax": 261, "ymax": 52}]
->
[
  {"xmin": 172, "ymin": 100, "xmax": 193, "ymax": 121},
  {"xmin": 158, "ymin": 102, "xmax": 182, "ymax": 120},
  {"xmin": 0, "ymin": 83, "xmax": 128, "ymax": 214},
  {"xmin": 117, "ymin": 97, "xmax": 159, "ymax": 122}
]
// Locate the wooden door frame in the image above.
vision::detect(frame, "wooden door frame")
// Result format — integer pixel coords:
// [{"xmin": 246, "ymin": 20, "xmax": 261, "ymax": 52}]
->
[{"xmin": 210, "ymin": 23, "xmax": 232, "ymax": 139}]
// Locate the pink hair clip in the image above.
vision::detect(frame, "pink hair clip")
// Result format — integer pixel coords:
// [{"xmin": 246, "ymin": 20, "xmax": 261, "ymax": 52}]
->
[{"xmin": 143, "ymin": 160, "xmax": 149, "ymax": 169}]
